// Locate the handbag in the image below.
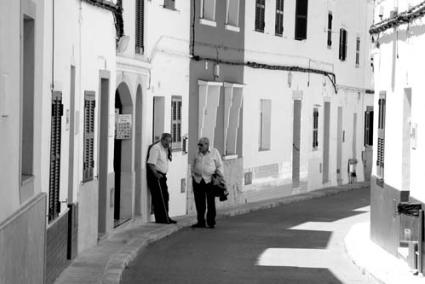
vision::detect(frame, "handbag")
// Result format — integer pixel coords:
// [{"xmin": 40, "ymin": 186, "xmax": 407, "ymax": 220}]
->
[{"xmin": 211, "ymin": 173, "xmax": 229, "ymax": 201}]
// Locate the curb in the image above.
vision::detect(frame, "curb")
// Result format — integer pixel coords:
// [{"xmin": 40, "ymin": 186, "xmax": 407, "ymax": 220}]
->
[{"xmin": 101, "ymin": 182, "xmax": 369, "ymax": 283}]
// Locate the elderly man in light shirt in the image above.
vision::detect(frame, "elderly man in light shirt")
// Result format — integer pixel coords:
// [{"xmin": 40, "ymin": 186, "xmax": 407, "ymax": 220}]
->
[
  {"xmin": 191, "ymin": 137, "xmax": 224, "ymax": 228},
  {"xmin": 147, "ymin": 133, "xmax": 177, "ymax": 224}
]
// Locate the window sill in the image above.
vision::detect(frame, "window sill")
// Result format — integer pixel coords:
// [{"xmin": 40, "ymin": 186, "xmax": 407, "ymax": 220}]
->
[
  {"xmin": 225, "ymin": 24, "xmax": 240, "ymax": 32},
  {"xmin": 21, "ymin": 174, "xmax": 34, "ymax": 186},
  {"xmin": 258, "ymin": 148, "xmax": 270, "ymax": 152},
  {"xmin": 162, "ymin": 5, "xmax": 180, "ymax": 12},
  {"xmin": 223, "ymin": 154, "xmax": 238, "ymax": 160},
  {"xmin": 275, "ymin": 33, "xmax": 283, "ymax": 37},
  {"xmin": 200, "ymin": 18, "xmax": 217, "ymax": 27},
  {"xmin": 355, "ymin": 64, "xmax": 360, "ymax": 68},
  {"xmin": 254, "ymin": 28, "xmax": 265, "ymax": 33}
]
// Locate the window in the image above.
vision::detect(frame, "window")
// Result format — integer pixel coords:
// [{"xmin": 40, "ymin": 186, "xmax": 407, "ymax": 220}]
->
[
  {"xmin": 275, "ymin": 0, "xmax": 284, "ymax": 36},
  {"xmin": 255, "ymin": 0, "xmax": 265, "ymax": 32},
  {"xmin": 22, "ymin": 16, "xmax": 35, "ymax": 181},
  {"xmin": 201, "ymin": 0, "xmax": 216, "ymax": 21},
  {"xmin": 364, "ymin": 109, "xmax": 373, "ymax": 146},
  {"xmin": 153, "ymin": 96, "xmax": 165, "ymax": 142},
  {"xmin": 313, "ymin": 108, "xmax": 319, "ymax": 149},
  {"xmin": 327, "ymin": 12, "xmax": 332, "ymax": 47},
  {"xmin": 135, "ymin": 0, "xmax": 144, "ymax": 54},
  {"xmin": 376, "ymin": 94, "xmax": 386, "ymax": 182},
  {"xmin": 164, "ymin": 0, "xmax": 175, "ymax": 10},
  {"xmin": 83, "ymin": 91, "xmax": 95, "ymax": 182},
  {"xmin": 48, "ymin": 91, "xmax": 63, "ymax": 222},
  {"xmin": 259, "ymin": 99, "xmax": 271, "ymax": 151},
  {"xmin": 295, "ymin": 0, "xmax": 308, "ymax": 40},
  {"xmin": 226, "ymin": 0, "xmax": 240, "ymax": 28},
  {"xmin": 171, "ymin": 96, "xmax": 182, "ymax": 149},
  {"xmin": 339, "ymin": 28, "xmax": 347, "ymax": 61},
  {"xmin": 355, "ymin": 36, "xmax": 360, "ymax": 67}
]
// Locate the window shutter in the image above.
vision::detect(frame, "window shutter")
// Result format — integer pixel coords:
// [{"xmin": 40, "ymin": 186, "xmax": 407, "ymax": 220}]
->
[
  {"xmin": 83, "ymin": 91, "xmax": 95, "ymax": 182},
  {"xmin": 135, "ymin": 0, "xmax": 144, "ymax": 54},
  {"xmin": 377, "ymin": 95, "xmax": 386, "ymax": 180},
  {"xmin": 327, "ymin": 13, "xmax": 332, "ymax": 46},
  {"xmin": 48, "ymin": 91, "xmax": 63, "ymax": 222},
  {"xmin": 255, "ymin": 0, "xmax": 265, "ymax": 32},
  {"xmin": 295, "ymin": 0, "xmax": 308, "ymax": 40}
]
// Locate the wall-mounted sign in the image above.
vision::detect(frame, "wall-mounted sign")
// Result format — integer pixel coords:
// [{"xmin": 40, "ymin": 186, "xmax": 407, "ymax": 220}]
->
[{"xmin": 115, "ymin": 114, "xmax": 132, "ymax": 140}]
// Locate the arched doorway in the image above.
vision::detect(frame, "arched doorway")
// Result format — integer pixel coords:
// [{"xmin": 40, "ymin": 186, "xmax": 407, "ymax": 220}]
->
[{"xmin": 114, "ymin": 82, "xmax": 134, "ymax": 227}]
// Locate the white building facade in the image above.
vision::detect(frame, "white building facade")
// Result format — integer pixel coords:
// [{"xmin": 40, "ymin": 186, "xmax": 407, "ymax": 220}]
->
[{"xmin": 241, "ymin": 0, "xmax": 374, "ymax": 202}]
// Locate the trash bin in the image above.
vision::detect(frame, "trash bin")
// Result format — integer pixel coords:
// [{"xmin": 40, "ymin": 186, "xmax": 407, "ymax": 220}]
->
[
  {"xmin": 397, "ymin": 202, "xmax": 423, "ymax": 274},
  {"xmin": 347, "ymin": 159, "xmax": 357, "ymax": 184}
]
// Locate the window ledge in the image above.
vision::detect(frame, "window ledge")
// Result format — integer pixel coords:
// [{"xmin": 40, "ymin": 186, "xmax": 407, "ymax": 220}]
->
[
  {"xmin": 200, "ymin": 18, "xmax": 217, "ymax": 27},
  {"xmin": 162, "ymin": 5, "xmax": 180, "ymax": 12},
  {"xmin": 223, "ymin": 154, "xmax": 238, "ymax": 160},
  {"xmin": 258, "ymin": 148, "xmax": 270, "ymax": 152},
  {"xmin": 21, "ymin": 174, "xmax": 34, "ymax": 186},
  {"xmin": 225, "ymin": 24, "xmax": 240, "ymax": 32}
]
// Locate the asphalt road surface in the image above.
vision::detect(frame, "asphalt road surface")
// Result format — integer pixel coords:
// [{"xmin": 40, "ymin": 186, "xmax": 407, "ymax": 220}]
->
[{"xmin": 122, "ymin": 187, "xmax": 376, "ymax": 284}]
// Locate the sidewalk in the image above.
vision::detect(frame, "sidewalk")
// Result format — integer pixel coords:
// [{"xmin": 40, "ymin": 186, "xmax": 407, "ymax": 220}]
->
[
  {"xmin": 345, "ymin": 222, "xmax": 425, "ymax": 284},
  {"xmin": 55, "ymin": 182, "xmax": 368, "ymax": 284}
]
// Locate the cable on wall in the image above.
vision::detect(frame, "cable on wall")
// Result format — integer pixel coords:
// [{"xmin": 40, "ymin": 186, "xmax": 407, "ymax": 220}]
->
[
  {"xmin": 81, "ymin": 0, "xmax": 124, "ymax": 44},
  {"xmin": 369, "ymin": 1, "xmax": 425, "ymax": 35}
]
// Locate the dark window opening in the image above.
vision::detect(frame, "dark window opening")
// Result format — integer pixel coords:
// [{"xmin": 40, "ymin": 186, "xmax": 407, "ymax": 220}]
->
[
  {"xmin": 295, "ymin": 0, "xmax": 308, "ymax": 40},
  {"xmin": 255, "ymin": 0, "xmax": 265, "ymax": 32}
]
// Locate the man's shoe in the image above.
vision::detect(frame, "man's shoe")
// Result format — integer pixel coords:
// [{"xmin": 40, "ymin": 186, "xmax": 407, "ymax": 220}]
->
[
  {"xmin": 191, "ymin": 223, "xmax": 206, "ymax": 228},
  {"xmin": 168, "ymin": 218, "xmax": 177, "ymax": 224}
]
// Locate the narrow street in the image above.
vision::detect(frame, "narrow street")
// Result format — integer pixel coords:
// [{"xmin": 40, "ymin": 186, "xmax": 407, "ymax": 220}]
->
[{"xmin": 122, "ymin": 187, "xmax": 375, "ymax": 284}]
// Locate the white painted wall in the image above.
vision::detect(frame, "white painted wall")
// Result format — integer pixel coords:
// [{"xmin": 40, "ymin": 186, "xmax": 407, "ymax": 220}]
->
[
  {"xmin": 0, "ymin": 0, "xmax": 24, "ymax": 223},
  {"xmin": 144, "ymin": 0, "xmax": 191, "ymax": 217},
  {"xmin": 40, "ymin": 0, "xmax": 116, "ymax": 250},
  {"xmin": 372, "ymin": 0, "xmax": 425, "ymax": 202},
  {"xmin": 0, "ymin": 0, "xmax": 46, "ymax": 223}
]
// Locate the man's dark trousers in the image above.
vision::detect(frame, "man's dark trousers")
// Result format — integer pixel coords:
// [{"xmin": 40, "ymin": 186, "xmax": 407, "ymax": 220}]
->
[
  {"xmin": 147, "ymin": 171, "xmax": 169, "ymax": 223},
  {"xmin": 193, "ymin": 179, "xmax": 216, "ymax": 226}
]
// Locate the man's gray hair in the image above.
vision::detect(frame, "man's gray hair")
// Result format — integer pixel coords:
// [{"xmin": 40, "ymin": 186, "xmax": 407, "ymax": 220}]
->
[{"xmin": 198, "ymin": 137, "xmax": 210, "ymax": 144}]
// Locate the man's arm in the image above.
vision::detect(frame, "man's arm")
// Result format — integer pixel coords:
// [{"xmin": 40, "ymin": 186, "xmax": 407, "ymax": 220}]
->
[{"xmin": 147, "ymin": 146, "xmax": 163, "ymax": 179}]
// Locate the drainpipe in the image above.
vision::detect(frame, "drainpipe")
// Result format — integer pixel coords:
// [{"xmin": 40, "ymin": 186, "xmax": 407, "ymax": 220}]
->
[{"xmin": 51, "ymin": 0, "xmax": 55, "ymax": 91}]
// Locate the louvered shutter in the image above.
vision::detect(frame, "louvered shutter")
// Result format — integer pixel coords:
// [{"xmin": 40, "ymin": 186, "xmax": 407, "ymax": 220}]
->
[
  {"xmin": 339, "ymin": 29, "xmax": 344, "ymax": 60},
  {"xmin": 135, "ymin": 0, "xmax": 144, "ymax": 54},
  {"xmin": 377, "ymin": 94, "xmax": 386, "ymax": 179},
  {"xmin": 327, "ymin": 13, "xmax": 332, "ymax": 46},
  {"xmin": 255, "ymin": 0, "xmax": 265, "ymax": 32},
  {"xmin": 48, "ymin": 91, "xmax": 63, "ymax": 222},
  {"xmin": 83, "ymin": 91, "xmax": 96, "ymax": 182}
]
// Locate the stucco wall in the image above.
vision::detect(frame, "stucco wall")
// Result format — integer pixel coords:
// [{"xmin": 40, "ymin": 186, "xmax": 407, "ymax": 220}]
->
[
  {"xmin": 371, "ymin": 0, "xmax": 425, "ymax": 203},
  {"xmin": 0, "ymin": 193, "xmax": 46, "ymax": 284}
]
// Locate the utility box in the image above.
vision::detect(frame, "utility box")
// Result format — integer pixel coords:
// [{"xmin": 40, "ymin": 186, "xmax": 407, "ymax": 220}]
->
[{"xmin": 397, "ymin": 202, "xmax": 423, "ymax": 274}]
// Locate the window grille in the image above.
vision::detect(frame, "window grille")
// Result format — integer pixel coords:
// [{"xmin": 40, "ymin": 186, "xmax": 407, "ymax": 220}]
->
[
  {"xmin": 135, "ymin": 0, "xmax": 144, "ymax": 54},
  {"xmin": 83, "ymin": 91, "xmax": 95, "ymax": 182},
  {"xmin": 364, "ymin": 110, "xmax": 373, "ymax": 146},
  {"xmin": 377, "ymin": 95, "xmax": 386, "ymax": 180},
  {"xmin": 48, "ymin": 91, "xmax": 63, "ymax": 222}
]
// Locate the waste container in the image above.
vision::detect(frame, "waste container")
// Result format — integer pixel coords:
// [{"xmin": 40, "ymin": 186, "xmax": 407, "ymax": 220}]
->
[{"xmin": 397, "ymin": 202, "xmax": 423, "ymax": 275}]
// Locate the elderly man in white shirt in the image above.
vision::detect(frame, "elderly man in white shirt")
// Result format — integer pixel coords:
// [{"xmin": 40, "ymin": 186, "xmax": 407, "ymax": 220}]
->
[
  {"xmin": 147, "ymin": 133, "xmax": 177, "ymax": 224},
  {"xmin": 191, "ymin": 137, "xmax": 224, "ymax": 228}
]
